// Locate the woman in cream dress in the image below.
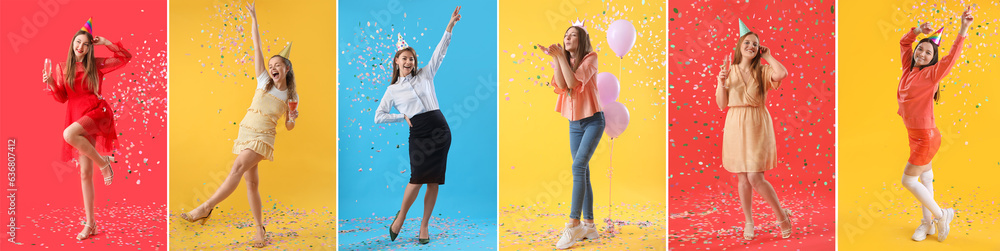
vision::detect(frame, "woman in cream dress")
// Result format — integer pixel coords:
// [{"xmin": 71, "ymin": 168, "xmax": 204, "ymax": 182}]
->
[{"xmin": 715, "ymin": 24, "xmax": 792, "ymax": 240}]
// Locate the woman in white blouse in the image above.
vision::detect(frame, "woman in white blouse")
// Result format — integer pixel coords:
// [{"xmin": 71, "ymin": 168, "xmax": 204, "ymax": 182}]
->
[{"xmin": 376, "ymin": 6, "xmax": 461, "ymax": 245}]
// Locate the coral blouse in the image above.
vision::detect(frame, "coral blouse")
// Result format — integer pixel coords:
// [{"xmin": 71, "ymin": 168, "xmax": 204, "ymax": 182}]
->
[
  {"xmin": 897, "ymin": 28, "xmax": 966, "ymax": 129},
  {"xmin": 552, "ymin": 52, "xmax": 601, "ymax": 121}
]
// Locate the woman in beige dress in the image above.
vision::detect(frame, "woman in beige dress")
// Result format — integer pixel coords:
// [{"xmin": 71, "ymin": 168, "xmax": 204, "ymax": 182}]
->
[
  {"xmin": 178, "ymin": 2, "xmax": 298, "ymax": 248},
  {"xmin": 715, "ymin": 29, "xmax": 792, "ymax": 240}
]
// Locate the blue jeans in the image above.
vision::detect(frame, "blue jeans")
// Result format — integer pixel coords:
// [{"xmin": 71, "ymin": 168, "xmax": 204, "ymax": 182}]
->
[{"xmin": 568, "ymin": 112, "xmax": 605, "ymax": 220}]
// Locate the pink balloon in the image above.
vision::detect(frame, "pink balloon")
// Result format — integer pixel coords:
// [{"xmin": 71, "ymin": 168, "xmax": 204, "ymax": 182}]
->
[
  {"xmin": 596, "ymin": 72, "xmax": 620, "ymax": 106},
  {"xmin": 602, "ymin": 101, "xmax": 630, "ymax": 139},
  {"xmin": 607, "ymin": 19, "xmax": 636, "ymax": 57}
]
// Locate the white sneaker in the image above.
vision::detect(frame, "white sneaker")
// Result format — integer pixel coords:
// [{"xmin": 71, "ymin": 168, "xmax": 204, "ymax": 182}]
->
[
  {"xmin": 935, "ymin": 208, "xmax": 954, "ymax": 242},
  {"xmin": 911, "ymin": 219, "xmax": 935, "ymax": 241},
  {"xmin": 555, "ymin": 223, "xmax": 585, "ymax": 249},
  {"xmin": 578, "ymin": 222, "xmax": 599, "ymax": 241}
]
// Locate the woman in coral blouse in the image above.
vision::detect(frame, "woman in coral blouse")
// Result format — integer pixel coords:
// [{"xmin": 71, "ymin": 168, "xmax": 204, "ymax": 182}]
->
[
  {"xmin": 41, "ymin": 18, "xmax": 132, "ymax": 240},
  {"xmin": 538, "ymin": 20, "xmax": 603, "ymax": 249},
  {"xmin": 896, "ymin": 7, "xmax": 973, "ymax": 243}
]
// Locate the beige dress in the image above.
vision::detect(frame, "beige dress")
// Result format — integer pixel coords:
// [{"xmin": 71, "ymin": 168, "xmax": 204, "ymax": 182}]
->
[
  {"xmin": 232, "ymin": 72, "xmax": 296, "ymax": 161},
  {"xmin": 720, "ymin": 64, "xmax": 781, "ymax": 173}
]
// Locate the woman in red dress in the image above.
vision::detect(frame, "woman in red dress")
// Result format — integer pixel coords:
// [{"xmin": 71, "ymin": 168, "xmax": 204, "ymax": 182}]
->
[{"xmin": 40, "ymin": 19, "xmax": 132, "ymax": 240}]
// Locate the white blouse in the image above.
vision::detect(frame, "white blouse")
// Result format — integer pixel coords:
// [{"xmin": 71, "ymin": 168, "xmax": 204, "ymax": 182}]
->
[{"xmin": 374, "ymin": 31, "xmax": 452, "ymax": 123}]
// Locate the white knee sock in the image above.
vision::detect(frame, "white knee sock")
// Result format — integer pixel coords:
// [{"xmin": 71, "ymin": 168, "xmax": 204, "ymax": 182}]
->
[
  {"xmin": 902, "ymin": 174, "xmax": 943, "ymax": 219},
  {"xmin": 919, "ymin": 170, "xmax": 934, "ymax": 222}
]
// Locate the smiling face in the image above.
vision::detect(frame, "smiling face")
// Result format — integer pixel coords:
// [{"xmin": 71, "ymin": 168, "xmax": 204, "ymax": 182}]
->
[
  {"xmin": 913, "ymin": 41, "xmax": 937, "ymax": 67},
  {"xmin": 72, "ymin": 34, "xmax": 91, "ymax": 60},
  {"xmin": 268, "ymin": 56, "xmax": 289, "ymax": 83},
  {"xmin": 563, "ymin": 28, "xmax": 580, "ymax": 52},
  {"xmin": 395, "ymin": 50, "xmax": 416, "ymax": 77},
  {"xmin": 739, "ymin": 34, "xmax": 759, "ymax": 59}
]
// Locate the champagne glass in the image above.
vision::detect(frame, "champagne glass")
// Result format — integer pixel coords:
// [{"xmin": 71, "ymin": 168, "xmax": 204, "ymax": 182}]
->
[
  {"xmin": 43, "ymin": 58, "xmax": 52, "ymax": 91},
  {"xmin": 287, "ymin": 98, "xmax": 298, "ymax": 123}
]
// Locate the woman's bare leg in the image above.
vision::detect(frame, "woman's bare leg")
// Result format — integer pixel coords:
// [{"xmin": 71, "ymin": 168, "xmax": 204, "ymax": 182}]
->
[
  {"xmin": 747, "ymin": 172, "xmax": 790, "ymax": 229},
  {"xmin": 420, "ymin": 183, "xmax": 439, "ymax": 239},
  {"xmin": 186, "ymin": 149, "xmax": 263, "ymax": 217},
  {"xmin": 78, "ymin": 154, "xmax": 96, "ymax": 235},
  {"xmin": 243, "ymin": 163, "xmax": 265, "ymax": 243},
  {"xmin": 391, "ymin": 183, "xmax": 423, "ymax": 234},
  {"xmin": 737, "ymin": 173, "xmax": 753, "ymax": 224},
  {"xmin": 64, "ymin": 123, "xmax": 112, "ymax": 184}
]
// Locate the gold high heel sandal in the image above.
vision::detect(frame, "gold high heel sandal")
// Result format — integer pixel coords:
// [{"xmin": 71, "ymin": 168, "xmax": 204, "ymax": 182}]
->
[
  {"xmin": 251, "ymin": 226, "xmax": 267, "ymax": 248},
  {"xmin": 179, "ymin": 207, "xmax": 214, "ymax": 225},
  {"xmin": 743, "ymin": 221, "xmax": 755, "ymax": 240},
  {"xmin": 76, "ymin": 221, "xmax": 97, "ymax": 240},
  {"xmin": 100, "ymin": 155, "xmax": 115, "ymax": 185},
  {"xmin": 776, "ymin": 208, "xmax": 793, "ymax": 238}
]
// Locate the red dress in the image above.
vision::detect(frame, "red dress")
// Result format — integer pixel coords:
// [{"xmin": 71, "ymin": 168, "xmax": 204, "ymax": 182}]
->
[{"xmin": 45, "ymin": 41, "xmax": 132, "ymax": 162}]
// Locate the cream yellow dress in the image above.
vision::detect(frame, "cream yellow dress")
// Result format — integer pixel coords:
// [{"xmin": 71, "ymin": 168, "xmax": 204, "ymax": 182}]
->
[
  {"xmin": 721, "ymin": 64, "xmax": 781, "ymax": 173},
  {"xmin": 232, "ymin": 72, "xmax": 297, "ymax": 161}
]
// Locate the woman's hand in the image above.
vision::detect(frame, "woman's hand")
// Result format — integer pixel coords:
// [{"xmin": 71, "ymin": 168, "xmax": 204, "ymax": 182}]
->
[
  {"xmin": 916, "ymin": 22, "xmax": 933, "ymax": 35},
  {"xmin": 92, "ymin": 36, "xmax": 111, "ymax": 46},
  {"xmin": 959, "ymin": 6, "xmax": 974, "ymax": 36},
  {"xmin": 287, "ymin": 109, "xmax": 298, "ymax": 122},
  {"xmin": 551, "ymin": 44, "xmax": 566, "ymax": 59},
  {"xmin": 759, "ymin": 45, "xmax": 773, "ymax": 59},
  {"xmin": 446, "ymin": 6, "xmax": 461, "ymax": 33},
  {"xmin": 716, "ymin": 54, "xmax": 730, "ymax": 83},
  {"xmin": 404, "ymin": 115, "xmax": 413, "ymax": 127},
  {"xmin": 245, "ymin": 1, "xmax": 257, "ymax": 20}
]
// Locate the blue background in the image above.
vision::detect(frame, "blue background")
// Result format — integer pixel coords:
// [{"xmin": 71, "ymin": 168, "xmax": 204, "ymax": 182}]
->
[{"xmin": 337, "ymin": 0, "xmax": 498, "ymax": 235}]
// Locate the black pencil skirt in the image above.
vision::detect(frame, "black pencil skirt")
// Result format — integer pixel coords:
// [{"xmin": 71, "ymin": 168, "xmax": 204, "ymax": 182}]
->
[{"xmin": 408, "ymin": 109, "xmax": 451, "ymax": 185}]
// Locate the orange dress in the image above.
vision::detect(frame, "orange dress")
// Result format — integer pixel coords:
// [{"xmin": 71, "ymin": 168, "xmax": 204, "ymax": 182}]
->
[
  {"xmin": 719, "ymin": 64, "xmax": 781, "ymax": 173},
  {"xmin": 46, "ymin": 41, "xmax": 132, "ymax": 161}
]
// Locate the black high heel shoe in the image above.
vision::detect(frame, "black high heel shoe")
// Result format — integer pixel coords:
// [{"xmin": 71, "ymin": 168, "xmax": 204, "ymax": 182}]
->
[
  {"xmin": 418, "ymin": 226, "xmax": 430, "ymax": 244},
  {"xmin": 388, "ymin": 210, "xmax": 401, "ymax": 241}
]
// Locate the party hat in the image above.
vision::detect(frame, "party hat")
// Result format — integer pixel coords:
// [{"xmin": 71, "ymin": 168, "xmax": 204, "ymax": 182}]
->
[
  {"xmin": 927, "ymin": 27, "xmax": 944, "ymax": 45},
  {"xmin": 80, "ymin": 18, "xmax": 93, "ymax": 34},
  {"xmin": 738, "ymin": 18, "xmax": 751, "ymax": 37},
  {"xmin": 396, "ymin": 33, "xmax": 409, "ymax": 51},
  {"xmin": 278, "ymin": 42, "xmax": 292, "ymax": 58}
]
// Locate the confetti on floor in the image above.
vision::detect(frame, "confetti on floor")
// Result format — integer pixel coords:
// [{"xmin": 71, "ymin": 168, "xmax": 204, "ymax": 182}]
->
[
  {"xmin": 669, "ymin": 183, "xmax": 835, "ymax": 250},
  {"xmin": 338, "ymin": 216, "xmax": 497, "ymax": 250},
  {"xmin": 500, "ymin": 203, "xmax": 664, "ymax": 250},
  {"xmin": 169, "ymin": 200, "xmax": 336, "ymax": 250},
  {"xmin": 11, "ymin": 200, "xmax": 166, "ymax": 250}
]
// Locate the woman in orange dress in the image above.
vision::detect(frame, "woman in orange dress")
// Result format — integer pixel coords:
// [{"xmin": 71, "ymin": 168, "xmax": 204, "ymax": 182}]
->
[{"xmin": 714, "ymin": 25, "xmax": 791, "ymax": 240}]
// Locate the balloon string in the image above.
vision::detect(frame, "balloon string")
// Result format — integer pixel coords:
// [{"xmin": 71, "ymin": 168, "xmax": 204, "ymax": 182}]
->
[{"xmin": 608, "ymin": 138, "xmax": 614, "ymax": 226}]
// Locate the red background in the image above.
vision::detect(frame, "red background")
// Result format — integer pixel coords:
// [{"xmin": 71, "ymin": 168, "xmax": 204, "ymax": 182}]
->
[
  {"xmin": 0, "ymin": 0, "xmax": 167, "ymax": 249},
  {"xmin": 668, "ymin": 0, "xmax": 836, "ymax": 250}
]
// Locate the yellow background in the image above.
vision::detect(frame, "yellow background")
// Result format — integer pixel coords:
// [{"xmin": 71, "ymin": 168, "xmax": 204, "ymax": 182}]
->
[
  {"xmin": 840, "ymin": 1, "xmax": 1000, "ymax": 249},
  {"xmin": 498, "ymin": 0, "xmax": 666, "ymax": 249},
  {"xmin": 168, "ymin": 0, "xmax": 336, "ymax": 249}
]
